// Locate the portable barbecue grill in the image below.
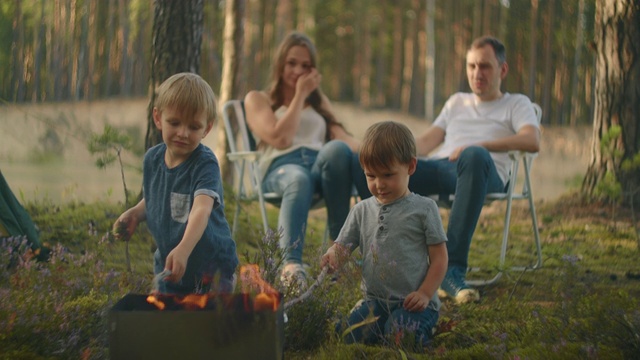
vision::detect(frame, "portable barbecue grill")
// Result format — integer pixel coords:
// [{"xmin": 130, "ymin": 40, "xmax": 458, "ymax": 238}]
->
[{"xmin": 109, "ymin": 293, "xmax": 284, "ymax": 360}]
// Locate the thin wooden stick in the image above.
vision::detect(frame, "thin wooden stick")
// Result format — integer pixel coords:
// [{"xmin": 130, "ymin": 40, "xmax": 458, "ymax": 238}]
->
[{"xmin": 284, "ymin": 267, "xmax": 328, "ymax": 310}]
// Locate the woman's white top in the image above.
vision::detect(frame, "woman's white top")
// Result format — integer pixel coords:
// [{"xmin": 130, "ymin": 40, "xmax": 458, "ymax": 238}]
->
[{"xmin": 256, "ymin": 105, "xmax": 326, "ymax": 178}]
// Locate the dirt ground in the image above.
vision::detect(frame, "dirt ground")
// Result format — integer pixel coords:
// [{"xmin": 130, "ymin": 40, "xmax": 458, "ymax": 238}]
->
[{"xmin": 0, "ymin": 98, "xmax": 592, "ymax": 203}]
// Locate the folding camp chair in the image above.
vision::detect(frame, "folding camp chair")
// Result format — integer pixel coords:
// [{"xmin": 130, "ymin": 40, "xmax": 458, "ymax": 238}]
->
[
  {"xmin": 222, "ymin": 100, "xmax": 353, "ymax": 245},
  {"xmin": 433, "ymin": 103, "xmax": 543, "ymax": 286},
  {"xmin": 222, "ymin": 100, "xmax": 279, "ymax": 239}
]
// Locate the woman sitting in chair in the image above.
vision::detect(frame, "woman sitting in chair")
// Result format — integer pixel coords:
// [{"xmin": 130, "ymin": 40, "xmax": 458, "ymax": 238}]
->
[{"xmin": 244, "ymin": 31, "xmax": 359, "ymax": 290}]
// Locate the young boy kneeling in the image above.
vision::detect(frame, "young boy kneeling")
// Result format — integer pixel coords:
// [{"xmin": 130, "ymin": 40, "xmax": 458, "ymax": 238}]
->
[{"xmin": 322, "ymin": 121, "xmax": 448, "ymax": 348}]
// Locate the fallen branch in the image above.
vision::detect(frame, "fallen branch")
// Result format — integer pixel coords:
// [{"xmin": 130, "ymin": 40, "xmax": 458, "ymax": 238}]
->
[{"xmin": 284, "ymin": 267, "xmax": 328, "ymax": 310}]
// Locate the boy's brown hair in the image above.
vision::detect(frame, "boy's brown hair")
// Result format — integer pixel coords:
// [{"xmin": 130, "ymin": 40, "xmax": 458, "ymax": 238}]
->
[
  {"xmin": 359, "ymin": 121, "xmax": 416, "ymax": 172},
  {"xmin": 155, "ymin": 72, "xmax": 217, "ymax": 125}
]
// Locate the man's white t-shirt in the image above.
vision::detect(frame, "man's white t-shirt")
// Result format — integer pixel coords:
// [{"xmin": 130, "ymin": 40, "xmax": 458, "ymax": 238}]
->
[{"xmin": 428, "ymin": 92, "xmax": 539, "ymax": 184}]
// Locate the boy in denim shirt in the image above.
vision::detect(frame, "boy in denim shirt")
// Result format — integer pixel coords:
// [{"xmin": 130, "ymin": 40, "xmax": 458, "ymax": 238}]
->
[
  {"xmin": 113, "ymin": 72, "xmax": 238, "ymax": 295},
  {"xmin": 322, "ymin": 121, "xmax": 448, "ymax": 347}
]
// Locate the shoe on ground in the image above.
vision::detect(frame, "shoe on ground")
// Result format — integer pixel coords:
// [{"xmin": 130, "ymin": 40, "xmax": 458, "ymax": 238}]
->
[
  {"xmin": 437, "ymin": 266, "xmax": 480, "ymax": 304},
  {"xmin": 280, "ymin": 263, "xmax": 308, "ymax": 293}
]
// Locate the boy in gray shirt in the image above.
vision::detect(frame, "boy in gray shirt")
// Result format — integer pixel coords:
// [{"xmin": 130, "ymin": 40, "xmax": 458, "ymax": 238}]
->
[{"xmin": 322, "ymin": 121, "xmax": 448, "ymax": 348}]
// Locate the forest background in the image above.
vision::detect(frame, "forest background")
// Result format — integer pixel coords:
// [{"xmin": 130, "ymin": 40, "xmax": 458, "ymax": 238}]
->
[{"xmin": 1, "ymin": 0, "xmax": 595, "ymax": 126}]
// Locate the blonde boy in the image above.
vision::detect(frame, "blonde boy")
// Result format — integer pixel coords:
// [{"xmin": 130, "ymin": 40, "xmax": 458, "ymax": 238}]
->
[{"xmin": 113, "ymin": 72, "xmax": 238, "ymax": 294}]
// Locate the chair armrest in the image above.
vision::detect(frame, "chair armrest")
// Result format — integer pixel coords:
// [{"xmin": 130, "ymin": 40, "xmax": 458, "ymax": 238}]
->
[
  {"xmin": 227, "ymin": 151, "xmax": 261, "ymax": 162},
  {"xmin": 507, "ymin": 150, "xmax": 538, "ymax": 161}
]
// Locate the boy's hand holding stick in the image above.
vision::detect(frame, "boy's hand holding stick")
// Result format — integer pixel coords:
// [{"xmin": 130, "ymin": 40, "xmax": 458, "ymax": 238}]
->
[
  {"xmin": 284, "ymin": 244, "xmax": 350, "ymax": 310},
  {"xmin": 113, "ymin": 220, "xmax": 133, "ymax": 272}
]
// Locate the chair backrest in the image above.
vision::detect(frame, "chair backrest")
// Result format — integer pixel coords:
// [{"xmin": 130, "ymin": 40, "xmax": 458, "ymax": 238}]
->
[
  {"xmin": 222, "ymin": 100, "xmax": 262, "ymax": 199},
  {"xmin": 222, "ymin": 100, "xmax": 256, "ymax": 153}
]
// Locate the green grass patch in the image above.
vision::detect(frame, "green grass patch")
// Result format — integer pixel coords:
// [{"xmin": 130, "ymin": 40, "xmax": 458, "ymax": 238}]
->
[{"xmin": 1, "ymin": 193, "xmax": 639, "ymax": 359}]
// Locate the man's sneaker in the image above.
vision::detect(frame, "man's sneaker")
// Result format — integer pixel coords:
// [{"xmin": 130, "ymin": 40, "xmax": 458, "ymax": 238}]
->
[
  {"xmin": 280, "ymin": 263, "xmax": 308, "ymax": 293},
  {"xmin": 438, "ymin": 266, "xmax": 480, "ymax": 304}
]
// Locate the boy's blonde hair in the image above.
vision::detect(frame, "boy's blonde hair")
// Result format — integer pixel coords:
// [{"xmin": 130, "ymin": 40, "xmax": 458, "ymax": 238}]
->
[
  {"xmin": 155, "ymin": 72, "xmax": 217, "ymax": 125},
  {"xmin": 359, "ymin": 121, "xmax": 416, "ymax": 171}
]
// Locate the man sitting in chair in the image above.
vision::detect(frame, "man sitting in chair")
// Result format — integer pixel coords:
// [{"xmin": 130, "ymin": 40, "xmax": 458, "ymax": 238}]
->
[{"xmin": 352, "ymin": 35, "xmax": 540, "ymax": 304}]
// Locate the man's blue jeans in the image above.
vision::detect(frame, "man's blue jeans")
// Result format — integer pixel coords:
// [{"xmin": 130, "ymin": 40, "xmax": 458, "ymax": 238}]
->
[
  {"xmin": 353, "ymin": 146, "xmax": 505, "ymax": 269},
  {"xmin": 263, "ymin": 140, "xmax": 353, "ymax": 264}
]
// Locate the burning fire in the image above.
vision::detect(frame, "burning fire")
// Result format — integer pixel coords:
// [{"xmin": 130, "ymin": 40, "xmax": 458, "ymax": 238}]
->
[
  {"xmin": 145, "ymin": 264, "xmax": 280, "ymax": 312},
  {"xmin": 240, "ymin": 264, "xmax": 280, "ymax": 311}
]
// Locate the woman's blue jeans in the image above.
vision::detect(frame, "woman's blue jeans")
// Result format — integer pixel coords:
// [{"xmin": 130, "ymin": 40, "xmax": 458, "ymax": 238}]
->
[
  {"xmin": 337, "ymin": 298, "xmax": 439, "ymax": 347},
  {"xmin": 353, "ymin": 146, "xmax": 505, "ymax": 269},
  {"xmin": 263, "ymin": 140, "xmax": 353, "ymax": 264}
]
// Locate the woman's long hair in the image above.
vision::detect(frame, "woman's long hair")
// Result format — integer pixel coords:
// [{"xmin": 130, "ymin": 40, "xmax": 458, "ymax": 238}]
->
[{"xmin": 267, "ymin": 32, "xmax": 343, "ymax": 141}]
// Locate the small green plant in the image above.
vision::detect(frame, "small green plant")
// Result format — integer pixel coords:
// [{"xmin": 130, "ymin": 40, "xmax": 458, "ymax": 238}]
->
[
  {"xmin": 88, "ymin": 124, "xmax": 134, "ymax": 207},
  {"xmin": 88, "ymin": 125, "xmax": 137, "ymax": 271}
]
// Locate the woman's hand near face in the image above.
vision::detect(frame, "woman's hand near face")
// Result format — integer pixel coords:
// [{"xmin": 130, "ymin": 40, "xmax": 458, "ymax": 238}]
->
[{"xmin": 295, "ymin": 68, "xmax": 321, "ymax": 99}]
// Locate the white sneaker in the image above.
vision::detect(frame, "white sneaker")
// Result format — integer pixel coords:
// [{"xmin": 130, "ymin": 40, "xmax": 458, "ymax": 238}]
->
[
  {"xmin": 438, "ymin": 266, "xmax": 480, "ymax": 304},
  {"xmin": 280, "ymin": 263, "xmax": 308, "ymax": 293}
]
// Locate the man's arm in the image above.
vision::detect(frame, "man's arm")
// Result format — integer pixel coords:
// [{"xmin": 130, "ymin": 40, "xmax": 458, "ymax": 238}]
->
[
  {"xmin": 448, "ymin": 124, "xmax": 540, "ymax": 162},
  {"xmin": 478, "ymin": 124, "xmax": 540, "ymax": 153},
  {"xmin": 415, "ymin": 126, "xmax": 445, "ymax": 157}
]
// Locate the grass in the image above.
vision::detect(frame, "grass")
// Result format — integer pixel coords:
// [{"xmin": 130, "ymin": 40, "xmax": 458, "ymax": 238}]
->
[{"xmin": 1, "ymin": 189, "xmax": 640, "ymax": 359}]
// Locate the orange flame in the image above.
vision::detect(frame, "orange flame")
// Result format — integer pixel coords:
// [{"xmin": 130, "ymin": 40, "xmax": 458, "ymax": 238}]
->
[
  {"xmin": 240, "ymin": 264, "xmax": 280, "ymax": 311},
  {"xmin": 144, "ymin": 264, "xmax": 281, "ymax": 312}
]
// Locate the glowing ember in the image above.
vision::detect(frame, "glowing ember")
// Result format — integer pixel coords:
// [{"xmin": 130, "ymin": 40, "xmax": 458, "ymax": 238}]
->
[
  {"xmin": 254, "ymin": 292, "xmax": 279, "ymax": 311},
  {"xmin": 176, "ymin": 294, "xmax": 208, "ymax": 309},
  {"xmin": 146, "ymin": 295, "xmax": 165, "ymax": 310}
]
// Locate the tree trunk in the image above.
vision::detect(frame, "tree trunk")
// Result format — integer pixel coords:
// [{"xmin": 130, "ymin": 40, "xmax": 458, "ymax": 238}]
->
[
  {"xmin": 570, "ymin": 0, "xmax": 586, "ymax": 127},
  {"xmin": 75, "ymin": 0, "xmax": 89, "ymax": 100},
  {"xmin": 424, "ymin": 0, "xmax": 435, "ymax": 120},
  {"xmin": 104, "ymin": 0, "xmax": 114, "ymax": 97},
  {"xmin": 145, "ymin": 0, "xmax": 205, "ymax": 151},
  {"xmin": 258, "ymin": 0, "xmax": 275, "ymax": 88},
  {"xmin": 32, "ymin": 0, "xmax": 46, "ymax": 102},
  {"xmin": 472, "ymin": 0, "xmax": 483, "ymax": 40},
  {"xmin": 275, "ymin": 0, "xmax": 293, "ymax": 41},
  {"xmin": 583, "ymin": 0, "xmax": 640, "ymax": 207},
  {"xmin": 541, "ymin": 0, "xmax": 555, "ymax": 125},
  {"xmin": 358, "ymin": 1, "xmax": 371, "ymax": 108},
  {"xmin": 11, "ymin": 0, "xmax": 25, "ymax": 102},
  {"xmin": 68, "ymin": 0, "xmax": 77, "ymax": 100},
  {"xmin": 410, "ymin": 1, "xmax": 425, "ymax": 116},
  {"xmin": 390, "ymin": 5, "xmax": 403, "ymax": 109},
  {"xmin": 217, "ymin": 0, "xmax": 245, "ymax": 183},
  {"xmin": 119, "ymin": 0, "xmax": 132, "ymax": 96},
  {"xmin": 528, "ymin": 0, "xmax": 538, "ymax": 101},
  {"xmin": 373, "ymin": 0, "xmax": 387, "ymax": 108},
  {"xmin": 401, "ymin": 8, "xmax": 416, "ymax": 113}
]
